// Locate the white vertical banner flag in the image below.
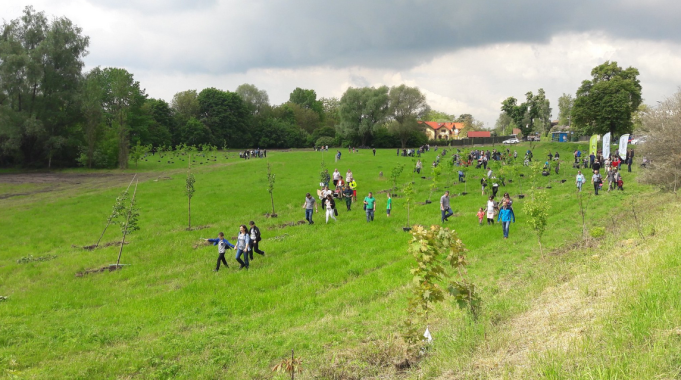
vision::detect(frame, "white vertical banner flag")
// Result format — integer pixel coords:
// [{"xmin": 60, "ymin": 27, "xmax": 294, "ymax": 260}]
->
[
  {"xmin": 602, "ymin": 132, "xmax": 611, "ymax": 158},
  {"xmin": 619, "ymin": 134, "xmax": 630, "ymax": 159}
]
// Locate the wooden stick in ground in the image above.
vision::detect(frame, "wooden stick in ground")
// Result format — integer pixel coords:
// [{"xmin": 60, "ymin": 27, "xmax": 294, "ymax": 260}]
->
[
  {"xmin": 116, "ymin": 179, "xmax": 138, "ymax": 266},
  {"xmin": 95, "ymin": 174, "xmax": 137, "ymax": 248},
  {"xmin": 631, "ymin": 198, "xmax": 645, "ymax": 240}
]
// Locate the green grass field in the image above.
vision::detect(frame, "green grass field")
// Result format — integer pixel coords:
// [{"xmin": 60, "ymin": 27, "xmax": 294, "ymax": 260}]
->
[{"xmin": 1, "ymin": 142, "xmax": 679, "ymax": 379}]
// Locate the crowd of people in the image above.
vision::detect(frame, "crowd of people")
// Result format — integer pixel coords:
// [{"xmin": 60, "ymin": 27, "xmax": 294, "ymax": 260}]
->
[
  {"xmin": 239, "ymin": 149, "xmax": 267, "ymax": 159},
  {"xmin": 207, "ymin": 144, "xmax": 639, "ymax": 271},
  {"xmin": 307, "ymin": 167, "xmax": 392, "ymax": 224}
]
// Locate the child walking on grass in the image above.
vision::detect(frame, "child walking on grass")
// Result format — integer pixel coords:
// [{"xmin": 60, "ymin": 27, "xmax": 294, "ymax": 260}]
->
[
  {"xmin": 206, "ymin": 232, "xmax": 234, "ymax": 272},
  {"xmin": 477, "ymin": 207, "xmax": 485, "ymax": 226},
  {"xmin": 386, "ymin": 193, "xmax": 392, "ymax": 217}
]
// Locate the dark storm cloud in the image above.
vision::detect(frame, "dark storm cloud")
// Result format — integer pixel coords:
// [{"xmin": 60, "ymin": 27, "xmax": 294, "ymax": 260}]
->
[
  {"xmin": 80, "ymin": 0, "xmax": 681, "ymax": 74},
  {"xmin": 189, "ymin": 0, "xmax": 681, "ymax": 73}
]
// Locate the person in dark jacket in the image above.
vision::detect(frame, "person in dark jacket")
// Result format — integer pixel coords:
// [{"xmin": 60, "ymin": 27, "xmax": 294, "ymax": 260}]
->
[
  {"xmin": 206, "ymin": 232, "xmax": 235, "ymax": 272},
  {"xmin": 248, "ymin": 221, "xmax": 265, "ymax": 260},
  {"xmin": 342, "ymin": 185, "xmax": 353, "ymax": 210}
]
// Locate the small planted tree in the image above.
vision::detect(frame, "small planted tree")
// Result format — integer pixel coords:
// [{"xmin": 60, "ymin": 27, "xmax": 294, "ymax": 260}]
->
[
  {"xmin": 157, "ymin": 144, "xmax": 168, "ymax": 158},
  {"xmin": 403, "ymin": 225, "xmax": 479, "ymax": 351},
  {"xmin": 129, "ymin": 141, "xmax": 151, "ymax": 168},
  {"xmin": 267, "ymin": 162, "xmax": 277, "ymax": 217},
  {"xmin": 94, "ymin": 175, "xmax": 137, "ymax": 248},
  {"xmin": 511, "ymin": 165, "xmax": 524, "ymax": 198},
  {"xmin": 185, "ymin": 158, "xmax": 196, "ymax": 230},
  {"xmin": 319, "ymin": 162, "xmax": 330, "ymax": 187},
  {"xmin": 446, "ymin": 158, "xmax": 455, "ymax": 187},
  {"xmin": 426, "ymin": 165, "xmax": 441, "ymax": 203},
  {"xmin": 460, "ymin": 164, "xmax": 470, "ymax": 195},
  {"xmin": 523, "ymin": 190, "xmax": 550, "ymax": 258},
  {"xmin": 403, "ymin": 181, "xmax": 414, "ymax": 231},
  {"xmin": 390, "ymin": 164, "xmax": 405, "ymax": 191},
  {"xmin": 577, "ymin": 191, "xmax": 589, "ymax": 246},
  {"xmin": 116, "ymin": 180, "xmax": 139, "ymax": 266},
  {"xmin": 272, "ymin": 349, "xmax": 303, "ymax": 380}
]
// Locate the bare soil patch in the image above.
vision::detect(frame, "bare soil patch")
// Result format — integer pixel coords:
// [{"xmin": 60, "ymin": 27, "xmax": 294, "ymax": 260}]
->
[
  {"xmin": 186, "ymin": 225, "xmax": 210, "ymax": 232},
  {"xmin": 75, "ymin": 264, "xmax": 124, "ymax": 277},
  {"xmin": 72, "ymin": 241, "xmax": 128, "ymax": 251},
  {"xmin": 267, "ymin": 220, "xmax": 307, "ymax": 230}
]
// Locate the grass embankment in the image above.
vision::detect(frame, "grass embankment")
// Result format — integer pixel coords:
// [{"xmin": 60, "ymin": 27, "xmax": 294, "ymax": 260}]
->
[{"xmin": 0, "ymin": 143, "xmax": 675, "ymax": 379}]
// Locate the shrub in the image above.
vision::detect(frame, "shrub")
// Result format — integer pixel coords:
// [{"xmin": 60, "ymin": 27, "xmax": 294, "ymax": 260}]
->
[
  {"xmin": 590, "ymin": 227, "xmax": 605, "ymax": 239},
  {"xmin": 315, "ymin": 136, "xmax": 335, "ymax": 147}
]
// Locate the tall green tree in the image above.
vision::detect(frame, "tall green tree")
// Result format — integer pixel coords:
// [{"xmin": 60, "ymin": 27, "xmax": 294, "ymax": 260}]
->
[
  {"xmin": 422, "ymin": 109, "xmax": 455, "ymax": 122},
  {"xmin": 80, "ymin": 67, "xmax": 106, "ymax": 168},
  {"xmin": 320, "ymin": 97, "xmax": 341, "ymax": 128},
  {"xmin": 387, "ymin": 85, "xmax": 430, "ymax": 148},
  {"xmin": 289, "ymin": 102, "xmax": 320, "ymax": 133},
  {"xmin": 501, "ymin": 97, "xmax": 529, "ymax": 136},
  {"xmin": 533, "ymin": 89, "xmax": 552, "ymax": 137},
  {"xmin": 100, "ymin": 68, "xmax": 146, "ymax": 169},
  {"xmin": 557, "ymin": 93, "xmax": 574, "ymax": 127},
  {"xmin": 289, "ymin": 87, "xmax": 323, "ymax": 119},
  {"xmin": 235, "ymin": 83, "xmax": 269, "ymax": 116},
  {"xmin": 197, "ymin": 87, "xmax": 251, "ymax": 148},
  {"xmin": 571, "ymin": 61, "xmax": 642, "ymax": 136},
  {"xmin": 339, "ymin": 86, "xmax": 389, "ymax": 146},
  {"xmin": 170, "ymin": 90, "xmax": 200, "ymax": 145},
  {"xmin": 501, "ymin": 90, "xmax": 549, "ymax": 137},
  {"xmin": 181, "ymin": 117, "xmax": 211, "ymax": 146},
  {"xmin": 141, "ymin": 99, "xmax": 174, "ymax": 147},
  {"xmin": 0, "ymin": 6, "xmax": 89, "ymax": 167},
  {"xmin": 494, "ymin": 113, "xmax": 514, "ymax": 136}
]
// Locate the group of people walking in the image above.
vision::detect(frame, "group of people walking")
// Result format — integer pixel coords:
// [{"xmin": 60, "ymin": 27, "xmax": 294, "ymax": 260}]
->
[
  {"xmin": 207, "ymin": 145, "xmax": 640, "ymax": 272},
  {"xmin": 206, "ymin": 221, "xmax": 265, "ymax": 272}
]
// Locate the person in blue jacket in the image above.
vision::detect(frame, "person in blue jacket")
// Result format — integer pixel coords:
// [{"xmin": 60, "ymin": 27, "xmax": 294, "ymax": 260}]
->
[
  {"xmin": 206, "ymin": 232, "xmax": 234, "ymax": 272},
  {"xmin": 497, "ymin": 201, "xmax": 516, "ymax": 239}
]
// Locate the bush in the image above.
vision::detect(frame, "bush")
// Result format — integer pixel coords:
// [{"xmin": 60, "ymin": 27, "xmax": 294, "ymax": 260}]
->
[
  {"xmin": 316, "ymin": 136, "xmax": 335, "ymax": 147},
  {"xmin": 590, "ymin": 227, "xmax": 605, "ymax": 239},
  {"xmin": 639, "ymin": 89, "xmax": 681, "ymax": 192}
]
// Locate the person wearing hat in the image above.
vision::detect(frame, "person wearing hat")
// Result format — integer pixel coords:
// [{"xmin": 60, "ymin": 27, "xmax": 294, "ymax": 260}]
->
[{"xmin": 302, "ymin": 193, "xmax": 318, "ymax": 224}]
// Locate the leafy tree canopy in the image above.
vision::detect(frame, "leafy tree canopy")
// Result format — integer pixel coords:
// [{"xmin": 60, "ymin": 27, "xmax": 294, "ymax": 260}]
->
[{"xmin": 571, "ymin": 61, "xmax": 642, "ymax": 136}]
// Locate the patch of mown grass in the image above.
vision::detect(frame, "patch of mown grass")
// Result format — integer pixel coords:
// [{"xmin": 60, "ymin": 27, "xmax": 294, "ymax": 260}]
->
[{"xmin": 0, "ymin": 143, "xmax": 662, "ymax": 379}]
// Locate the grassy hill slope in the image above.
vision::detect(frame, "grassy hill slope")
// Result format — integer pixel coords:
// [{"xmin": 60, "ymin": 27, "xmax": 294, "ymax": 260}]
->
[{"xmin": 0, "ymin": 143, "xmax": 672, "ymax": 379}]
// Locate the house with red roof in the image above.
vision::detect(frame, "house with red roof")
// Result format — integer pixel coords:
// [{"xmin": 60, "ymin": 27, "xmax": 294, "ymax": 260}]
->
[
  {"xmin": 418, "ymin": 121, "xmax": 465, "ymax": 140},
  {"xmin": 466, "ymin": 131, "xmax": 491, "ymax": 138}
]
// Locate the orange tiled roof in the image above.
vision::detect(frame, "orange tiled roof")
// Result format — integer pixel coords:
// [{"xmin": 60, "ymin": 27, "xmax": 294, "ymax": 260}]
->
[{"xmin": 419, "ymin": 121, "xmax": 464, "ymax": 131}]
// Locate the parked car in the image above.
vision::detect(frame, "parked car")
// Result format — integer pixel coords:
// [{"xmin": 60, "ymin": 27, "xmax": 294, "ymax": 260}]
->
[
  {"xmin": 631, "ymin": 136, "xmax": 647, "ymax": 145},
  {"xmin": 526, "ymin": 134, "xmax": 541, "ymax": 141},
  {"xmin": 502, "ymin": 137, "xmax": 520, "ymax": 144}
]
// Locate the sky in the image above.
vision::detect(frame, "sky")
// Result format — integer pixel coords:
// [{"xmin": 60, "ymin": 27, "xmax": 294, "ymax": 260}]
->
[{"xmin": 3, "ymin": 0, "xmax": 681, "ymax": 127}]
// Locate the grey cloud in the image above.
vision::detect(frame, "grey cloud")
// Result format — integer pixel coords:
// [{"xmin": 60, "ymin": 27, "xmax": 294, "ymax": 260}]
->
[
  {"xmin": 88, "ymin": 0, "xmax": 217, "ymax": 13},
  {"xmin": 81, "ymin": 0, "xmax": 681, "ymax": 74}
]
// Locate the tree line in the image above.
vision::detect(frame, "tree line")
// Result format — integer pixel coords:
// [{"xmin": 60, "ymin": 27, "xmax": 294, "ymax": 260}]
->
[
  {"xmin": 0, "ymin": 7, "xmax": 494, "ymax": 169},
  {"xmin": 495, "ymin": 61, "xmax": 643, "ymax": 139}
]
